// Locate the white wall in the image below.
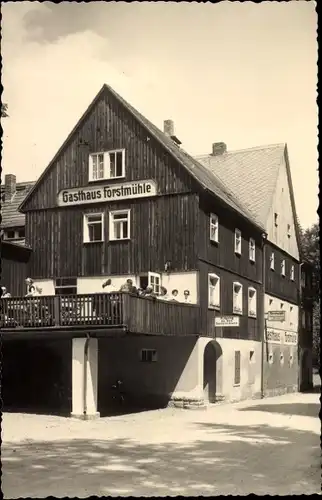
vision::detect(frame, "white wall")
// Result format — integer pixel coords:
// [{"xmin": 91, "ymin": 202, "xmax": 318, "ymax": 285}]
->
[
  {"xmin": 266, "ymin": 158, "xmax": 299, "ymax": 260},
  {"xmin": 199, "ymin": 337, "xmax": 262, "ymax": 402},
  {"xmin": 160, "ymin": 271, "xmax": 199, "ymax": 303},
  {"xmin": 265, "ymin": 293, "xmax": 298, "ymax": 345},
  {"xmin": 33, "ymin": 279, "xmax": 55, "ymax": 296}
]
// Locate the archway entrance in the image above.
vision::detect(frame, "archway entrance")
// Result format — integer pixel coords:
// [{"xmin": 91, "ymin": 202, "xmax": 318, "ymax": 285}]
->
[{"xmin": 203, "ymin": 340, "xmax": 223, "ymax": 403}]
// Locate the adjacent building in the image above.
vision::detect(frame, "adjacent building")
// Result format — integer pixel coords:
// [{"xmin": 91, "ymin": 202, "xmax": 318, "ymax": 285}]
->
[{"xmin": 196, "ymin": 143, "xmax": 305, "ymax": 396}]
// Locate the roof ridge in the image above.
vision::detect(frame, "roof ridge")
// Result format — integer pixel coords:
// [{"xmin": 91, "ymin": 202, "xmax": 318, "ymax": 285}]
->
[{"xmin": 195, "ymin": 143, "xmax": 286, "ymax": 158}]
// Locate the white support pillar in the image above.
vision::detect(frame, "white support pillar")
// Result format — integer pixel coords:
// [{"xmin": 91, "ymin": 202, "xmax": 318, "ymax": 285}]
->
[{"xmin": 71, "ymin": 337, "xmax": 100, "ymax": 420}]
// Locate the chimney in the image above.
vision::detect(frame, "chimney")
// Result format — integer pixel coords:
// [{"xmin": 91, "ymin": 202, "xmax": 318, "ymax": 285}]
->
[
  {"xmin": 212, "ymin": 142, "xmax": 227, "ymax": 156},
  {"xmin": 4, "ymin": 174, "xmax": 16, "ymax": 200},
  {"xmin": 164, "ymin": 119, "xmax": 174, "ymax": 137},
  {"xmin": 163, "ymin": 119, "xmax": 182, "ymax": 146}
]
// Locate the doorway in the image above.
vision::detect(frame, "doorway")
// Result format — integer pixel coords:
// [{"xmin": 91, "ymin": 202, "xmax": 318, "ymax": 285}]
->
[{"xmin": 203, "ymin": 340, "xmax": 223, "ymax": 403}]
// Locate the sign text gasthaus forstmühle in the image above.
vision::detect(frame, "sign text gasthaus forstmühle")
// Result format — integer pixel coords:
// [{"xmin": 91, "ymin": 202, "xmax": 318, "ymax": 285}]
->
[{"xmin": 57, "ymin": 180, "xmax": 157, "ymax": 207}]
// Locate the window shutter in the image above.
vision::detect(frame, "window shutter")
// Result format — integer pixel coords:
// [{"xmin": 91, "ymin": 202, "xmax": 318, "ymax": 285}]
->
[
  {"xmin": 234, "ymin": 351, "xmax": 241, "ymax": 385},
  {"xmin": 103, "ymin": 152, "xmax": 111, "ymax": 178}
]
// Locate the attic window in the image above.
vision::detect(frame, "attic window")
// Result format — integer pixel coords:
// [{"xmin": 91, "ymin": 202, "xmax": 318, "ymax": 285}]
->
[{"xmin": 89, "ymin": 150, "xmax": 125, "ymax": 182}]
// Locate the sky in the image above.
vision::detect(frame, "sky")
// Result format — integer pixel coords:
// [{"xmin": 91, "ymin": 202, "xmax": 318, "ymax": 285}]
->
[{"xmin": 1, "ymin": 1, "xmax": 318, "ymax": 229}]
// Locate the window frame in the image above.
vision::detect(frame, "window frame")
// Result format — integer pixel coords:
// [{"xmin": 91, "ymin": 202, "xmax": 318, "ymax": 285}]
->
[
  {"xmin": 234, "ymin": 229, "xmax": 242, "ymax": 255},
  {"xmin": 290, "ymin": 265, "xmax": 295, "ymax": 281},
  {"xmin": 270, "ymin": 252, "xmax": 275, "ymax": 271},
  {"xmin": 209, "ymin": 213, "xmax": 219, "ymax": 243},
  {"xmin": 83, "ymin": 213, "xmax": 104, "ymax": 243},
  {"xmin": 140, "ymin": 349, "xmax": 157, "ymax": 363},
  {"xmin": 109, "ymin": 209, "xmax": 131, "ymax": 241},
  {"xmin": 233, "ymin": 281, "xmax": 243, "ymax": 315},
  {"xmin": 148, "ymin": 272, "xmax": 161, "ymax": 295},
  {"xmin": 88, "ymin": 149, "xmax": 126, "ymax": 182},
  {"xmin": 249, "ymin": 238, "xmax": 256, "ymax": 262},
  {"xmin": 208, "ymin": 273, "xmax": 220, "ymax": 309},
  {"xmin": 248, "ymin": 287, "xmax": 257, "ymax": 318},
  {"xmin": 281, "ymin": 259, "xmax": 286, "ymax": 277}
]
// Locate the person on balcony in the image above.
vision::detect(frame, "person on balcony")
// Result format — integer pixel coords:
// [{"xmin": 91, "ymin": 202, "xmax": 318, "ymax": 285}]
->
[
  {"xmin": 1, "ymin": 286, "xmax": 11, "ymax": 298},
  {"xmin": 119, "ymin": 279, "xmax": 134, "ymax": 293},
  {"xmin": 158, "ymin": 286, "xmax": 169, "ymax": 301},
  {"xmin": 170, "ymin": 289, "xmax": 179, "ymax": 301},
  {"xmin": 25, "ymin": 278, "xmax": 36, "ymax": 297}
]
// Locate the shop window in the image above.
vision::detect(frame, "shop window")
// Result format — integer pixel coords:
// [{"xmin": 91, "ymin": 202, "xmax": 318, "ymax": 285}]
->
[
  {"xmin": 89, "ymin": 149, "xmax": 125, "ymax": 181},
  {"xmin": 109, "ymin": 210, "xmax": 130, "ymax": 240},
  {"xmin": 83, "ymin": 213, "xmax": 104, "ymax": 243}
]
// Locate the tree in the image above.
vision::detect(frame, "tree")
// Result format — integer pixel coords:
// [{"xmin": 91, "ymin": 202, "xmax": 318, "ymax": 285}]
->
[
  {"xmin": 1, "ymin": 103, "xmax": 9, "ymax": 117},
  {"xmin": 300, "ymin": 221, "xmax": 320, "ymax": 367}
]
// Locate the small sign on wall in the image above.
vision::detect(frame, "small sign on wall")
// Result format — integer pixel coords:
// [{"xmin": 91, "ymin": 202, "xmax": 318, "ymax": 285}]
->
[
  {"xmin": 215, "ymin": 315, "xmax": 240, "ymax": 327},
  {"xmin": 267, "ymin": 311, "xmax": 286, "ymax": 322}
]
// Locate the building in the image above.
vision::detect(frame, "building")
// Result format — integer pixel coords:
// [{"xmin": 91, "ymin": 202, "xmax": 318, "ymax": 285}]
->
[
  {"xmin": 2, "ymin": 84, "xmax": 268, "ymax": 418},
  {"xmin": 196, "ymin": 143, "xmax": 303, "ymax": 396},
  {"xmin": 1, "ymin": 174, "xmax": 35, "ymax": 245},
  {"xmin": 1, "ymin": 240, "xmax": 32, "ymax": 296}
]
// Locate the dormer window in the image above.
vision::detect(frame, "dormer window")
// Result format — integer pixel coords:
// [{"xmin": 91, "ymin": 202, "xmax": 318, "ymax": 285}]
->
[
  {"xmin": 89, "ymin": 149, "xmax": 125, "ymax": 182},
  {"xmin": 234, "ymin": 229, "xmax": 242, "ymax": 255},
  {"xmin": 210, "ymin": 214, "xmax": 219, "ymax": 243},
  {"xmin": 270, "ymin": 252, "xmax": 275, "ymax": 271}
]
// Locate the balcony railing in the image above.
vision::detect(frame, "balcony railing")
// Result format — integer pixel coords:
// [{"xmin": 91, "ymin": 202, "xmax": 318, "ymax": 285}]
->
[{"xmin": 0, "ymin": 293, "xmax": 202, "ymax": 336}]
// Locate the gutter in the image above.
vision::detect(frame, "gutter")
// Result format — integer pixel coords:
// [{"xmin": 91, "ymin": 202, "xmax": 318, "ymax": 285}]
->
[
  {"xmin": 260, "ymin": 233, "xmax": 268, "ymax": 399},
  {"xmin": 83, "ymin": 333, "xmax": 90, "ymax": 417}
]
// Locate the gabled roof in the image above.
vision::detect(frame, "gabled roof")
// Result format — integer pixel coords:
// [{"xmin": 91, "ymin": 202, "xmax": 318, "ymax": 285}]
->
[
  {"xmin": 0, "ymin": 181, "xmax": 35, "ymax": 228},
  {"xmin": 196, "ymin": 143, "xmax": 302, "ymax": 256},
  {"xmin": 19, "ymin": 84, "xmax": 265, "ymax": 232}
]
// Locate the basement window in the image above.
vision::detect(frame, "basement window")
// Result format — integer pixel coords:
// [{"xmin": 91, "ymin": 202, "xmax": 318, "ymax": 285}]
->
[{"xmin": 140, "ymin": 349, "xmax": 157, "ymax": 363}]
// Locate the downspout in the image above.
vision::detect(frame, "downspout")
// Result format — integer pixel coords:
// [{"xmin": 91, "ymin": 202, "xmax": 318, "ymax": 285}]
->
[
  {"xmin": 298, "ymin": 263, "xmax": 304, "ymax": 391},
  {"xmin": 260, "ymin": 233, "xmax": 267, "ymax": 399},
  {"xmin": 83, "ymin": 333, "xmax": 90, "ymax": 417}
]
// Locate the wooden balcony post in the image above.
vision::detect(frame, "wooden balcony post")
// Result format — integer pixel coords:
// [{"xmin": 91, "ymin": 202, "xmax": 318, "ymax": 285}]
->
[{"xmin": 54, "ymin": 296, "xmax": 60, "ymax": 326}]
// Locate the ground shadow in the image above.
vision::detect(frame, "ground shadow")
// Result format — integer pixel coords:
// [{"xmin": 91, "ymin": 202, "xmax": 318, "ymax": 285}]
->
[
  {"xmin": 238, "ymin": 402, "xmax": 320, "ymax": 418},
  {"xmin": 2, "ymin": 419, "xmax": 320, "ymax": 497}
]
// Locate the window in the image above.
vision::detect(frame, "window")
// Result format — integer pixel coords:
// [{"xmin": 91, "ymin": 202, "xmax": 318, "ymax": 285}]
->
[
  {"xmin": 280, "ymin": 302, "xmax": 284, "ymax": 309},
  {"xmin": 234, "ymin": 351, "xmax": 241, "ymax": 385},
  {"xmin": 281, "ymin": 259, "xmax": 285, "ymax": 276},
  {"xmin": 109, "ymin": 210, "xmax": 130, "ymax": 240},
  {"xmin": 290, "ymin": 265, "xmax": 295, "ymax": 281},
  {"xmin": 89, "ymin": 149, "xmax": 125, "ymax": 181},
  {"xmin": 233, "ymin": 282, "xmax": 243, "ymax": 314},
  {"xmin": 249, "ymin": 238, "xmax": 256, "ymax": 262},
  {"xmin": 269, "ymin": 298, "xmax": 273, "ymax": 306},
  {"xmin": 140, "ymin": 349, "xmax": 157, "ymax": 363},
  {"xmin": 148, "ymin": 272, "xmax": 161, "ymax": 295},
  {"xmin": 83, "ymin": 213, "xmax": 104, "ymax": 243},
  {"xmin": 270, "ymin": 252, "xmax": 275, "ymax": 270},
  {"xmin": 274, "ymin": 213, "xmax": 278, "ymax": 227},
  {"xmin": 234, "ymin": 229, "xmax": 242, "ymax": 255},
  {"xmin": 55, "ymin": 278, "xmax": 77, "ymax": 296},
  {"xmin": 210, "ymin": 213, "xmax": 219, "ymax": 243},
  {"xmin": 208, "ymin": 274, "xmax": 220, "ymax": 309},
  {"xmin": 5, "ymin": 230, "xmax": 15, "ymax": 240},
  {"xmin": 287, "ymin": 224, "xmax": 291, "ymax": 238},
  {"xmin": 248, "ymin": 287, "xmax": 257, "ymax": 318},
  {"xmin": 17, "ymin": 228, "xmax": 25, "ymax": 238}
]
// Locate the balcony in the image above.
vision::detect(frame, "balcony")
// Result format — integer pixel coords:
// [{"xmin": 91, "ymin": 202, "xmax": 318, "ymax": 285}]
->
[{"xmin": 0, "ymin": 293, "xmax": 202, "ymax": 338}]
